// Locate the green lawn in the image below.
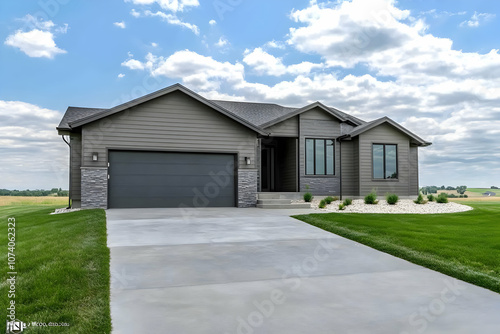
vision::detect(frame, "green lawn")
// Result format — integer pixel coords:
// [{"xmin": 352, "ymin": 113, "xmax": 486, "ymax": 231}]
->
[
  {"xmin": 0, "ymin": 205, "xmax": 111, "ymax": 333},
  {"xmin": 294, "ymin": 201, "xmax": 500, "ymax": 294}
]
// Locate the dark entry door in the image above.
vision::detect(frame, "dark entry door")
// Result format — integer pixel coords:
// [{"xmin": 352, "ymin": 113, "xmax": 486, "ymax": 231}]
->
[
  {"xmin": 261, "ymin": 147, "xmax": 275, "ymax": 192},
  {"xmin": 108, "ymin": 151, "xmax": 236, "ymax": 208}
]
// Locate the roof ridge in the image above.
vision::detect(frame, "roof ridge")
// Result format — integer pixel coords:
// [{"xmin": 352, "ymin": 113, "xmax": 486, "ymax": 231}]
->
[{"xmin": 211, "ymin": 99, "xmax": 298, "ymax": 109}]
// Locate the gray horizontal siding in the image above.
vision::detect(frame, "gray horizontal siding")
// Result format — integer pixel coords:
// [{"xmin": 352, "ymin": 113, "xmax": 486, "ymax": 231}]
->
[
  {"xmin": 263, "ymin": 117, "xmax": 298, "ymax": 137},
  {"xmin": 340, "ymin": 139, "xmax": 359, "ymax": 197},
  {"xmin": 81, "ymin": 91, "xmax": 258, "ymax": 170},
  {"xmin": 70, "ymin": 134, "xmax": 82, "ymax": 201},
  {"xmin": 358, "ymin": 123, "xmax": 412, "ymax": 196},
  {"xmin": 409, "ymin": 146, "xmax": 419, "ymax": 196},
  {"xmin": 299, "ymin": 107, "xmax": 341, "ymax": 195}
]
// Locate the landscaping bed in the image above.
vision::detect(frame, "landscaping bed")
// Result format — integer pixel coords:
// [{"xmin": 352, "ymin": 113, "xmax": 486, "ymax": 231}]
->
[{"xmin": 296, "ymin": 198, "xmax": 473, "ymax": 214}]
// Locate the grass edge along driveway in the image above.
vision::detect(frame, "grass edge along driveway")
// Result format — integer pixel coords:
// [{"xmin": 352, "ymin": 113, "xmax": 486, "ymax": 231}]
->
[
  {"xmin": 294, "ymin": 201, "xmax": 500, "ymax": 294},
  {"xmin": 0, "ymin": 205, "xmax": 111, "ymax": 333}
]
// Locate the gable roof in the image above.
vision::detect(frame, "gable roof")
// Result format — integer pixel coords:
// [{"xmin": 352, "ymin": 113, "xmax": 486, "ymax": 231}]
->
[
  {"xmin": 65, "ymin": 84, "xmax": 267, "ymax": 135},
  {"xmin": 343, "ymin": 116, "xmax": 432, "ymax": 146},
  {"xmin": 210, "ymin": 100, "xmax": 298, "ymax": 127},
  {"xmin": 57, "ymin": 107, "xmax": 107, "ymax": 131},
  {"xmin": 259, "ymin": 101, "xmax": 362, "ymax": 129}
]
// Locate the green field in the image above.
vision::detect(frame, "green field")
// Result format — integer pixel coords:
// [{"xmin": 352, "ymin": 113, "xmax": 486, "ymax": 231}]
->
[
  {"xmin": 0, "ymin": 205, "xmax": 111, "ymax": 333},
  {"xmin": 294, "ymin": 201, "xmax": 500, "ymax": 294},
  {"xmin": 467, "ymin": 188, "xmax": 500, "ymax": 196}
]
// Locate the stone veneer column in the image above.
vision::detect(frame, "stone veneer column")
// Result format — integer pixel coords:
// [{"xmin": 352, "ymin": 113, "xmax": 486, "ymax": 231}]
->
[
  {"xmin": 81, "ymin": 167, "xmax": 108, "ymax": 209},
  {"xmin": 238, "ymin": 169, "xmax": 257, "ymax": 207}
]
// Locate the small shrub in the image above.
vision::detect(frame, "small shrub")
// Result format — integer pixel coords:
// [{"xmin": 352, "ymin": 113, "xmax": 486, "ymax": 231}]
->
[
  {"xmin": 303, "ymin": 192, "xmax": 313, "ymax": 202},
  {"xmin": 427, "ymin": 194, "xmax": 435, "ymax": 202},
  {"xmin": 386, "ymin": 193, "xmax": 399, "ymax": 205},
  {"xmin": 324, "ymin": 196, "xmax": 334, "ymax": 204},
  {"xmin": 364, "ymin": 191, "xmax": 378, "ymax": 205},
  {"xmin": 447, "ymin": 193, "xmax": 457, "ymax": 198},
  {"xmin": 343, "ymin": 198, "xmax": 352, "ymax": 206},
  {"xmin": 332, "ymin": 196, "xmax": 339, "ymax": 201},
  {"xmin": 338, "ymin": 203, "xmax": 346, "ymax": 210},
  {"xmin": 436, "ymin": 193, "xmax": 449, "ymax": 203},
  {"xmin": 318, "ymin": 199, "xmax": 326, "ymax": 209},
  {"xmin": 464, "ymin": 194, "xmax": 468, "ymax": 198},
  {"xmin": 414, "ymin": 193, "xmax": 427, "ymax": 204}
]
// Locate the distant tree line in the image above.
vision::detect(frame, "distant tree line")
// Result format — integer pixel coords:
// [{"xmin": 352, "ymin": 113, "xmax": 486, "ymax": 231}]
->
[
  {"xmin": 492, "ymin": 186, "xmax": 499, "ymax": 189},
  {"xmin": 421, "ymin": 185, "xmax": 467, "ymax": 195},
  {"xmin": 0, "ymin": 188, "xmax": 68, "ymax": 197}
]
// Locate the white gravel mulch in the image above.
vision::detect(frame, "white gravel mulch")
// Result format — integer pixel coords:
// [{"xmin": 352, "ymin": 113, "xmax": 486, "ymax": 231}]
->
[
  {"xmin": 294, "ymin": 199, "xmax": 473, "ymax": 214},
  {"xmin": 51, "ymin": 207, "xmax": 81, "ymax": 215}
]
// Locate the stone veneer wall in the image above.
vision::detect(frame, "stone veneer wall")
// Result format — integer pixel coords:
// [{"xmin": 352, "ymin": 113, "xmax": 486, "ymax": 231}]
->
[
  {"xmin": 238, "ymin": 169, "xmax": 257, "ymax": 207},
  {"xmin": 81, "ymin": 167, "xmax": 108, "ymax": 209},
  {"xmin": 300, "ymin": 176, "xmax": 340, "ymax": 195}
]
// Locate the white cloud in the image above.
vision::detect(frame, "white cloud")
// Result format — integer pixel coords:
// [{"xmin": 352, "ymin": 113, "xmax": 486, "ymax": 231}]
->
[
  {"xmin": 121, "ymin": 58, "xmax": 146, "ymax": 70},
  {"xmin": 118, "ymin": 73, "xmax": 126, "ymax": 78},
  {"xmin": 209, "ymin": 19, "xmax": 217, "ymax": 25},
  {"xmin": 125, "ymin": 0, "xmax": 199, "ymax": 12},
  {"xmin": 114, "ymin": 21, "xmax": 126, "ymax": 28},
  {"xmin": 215, "ymin": 37, "xmax": 229, "ymax": 47},
  {"xmin": 5, "ymin": 29, "xmax": 66, "ymax": 58},
  {"xmin": 130, "ymin": 9, "xmax": 141, "ymax": 17},
  {"xmin": 0, "ymin": 101, "xmax": 68, "ymax": 189},
  {"xmin": 264, "ymin": 40, "xmax": 286, "ymax": 50},
  {"xmin": 243, "ymin": 48, "xmax": 322, "ymax": 76},
  {"xmin": 4, "ymin": 15, "xmax": 68, "ymax": 59},
  {"xmin": 460, "ymin": 12, "xmax": 495, "ymax": 28},
  {"xmin": 151, "ymin": 42, "xmax": 158, "ymax": 47},
  {"xmin": 140, "ymin": 10, "xmax": 199, "ymax": 34}
]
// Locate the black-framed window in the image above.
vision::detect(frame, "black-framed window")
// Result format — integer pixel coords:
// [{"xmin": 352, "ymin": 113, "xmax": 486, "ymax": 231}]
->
[
  {"xmin": 306, "ymin": 139, "xmax": 335, "ymax": 175},
  {"xmin": 373, "ymin": 144, "xmax": 398, "ymax": 179}
]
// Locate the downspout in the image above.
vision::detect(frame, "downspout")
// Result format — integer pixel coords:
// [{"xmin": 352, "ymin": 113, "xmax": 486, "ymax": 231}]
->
[{"xmin": 62, "ymin": 135, "xmax": 71, "ymax": 209}]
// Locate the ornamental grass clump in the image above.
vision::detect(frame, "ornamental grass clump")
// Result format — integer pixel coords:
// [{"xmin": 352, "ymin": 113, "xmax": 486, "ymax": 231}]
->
[
  {"xmin": 319, "ymin": 199, "xmax": 326, "ymax": 209},
  {"xmin": 427, "ymin": 194, "xmax": 435, "ymax": 202},
  {"xmin": 303, "ymin": 192, "xmax": 313, "ymax": 202},
  {"xmin": 343, "ymin": 198, "xmax": 352, "ymax": 206},
  {"xmin": 386, "ymin": 193, "xmax": 399, "ymax": 205},
  {"xmin": 324, "ymin": 196, "xmax": 335, "ymax": 204},
  {"xmin": 364, "ymin": 191, "xmax": 378, "ymax": 205},
  {"xmin": 338, "ymin": 203, "xmax": 346, "ymax": 210},
  {"xmin": 414, "ymin": 193, "xmax": 427, "ymax": 204},
  {"xmin": 436, "ymin": 193, "xmax": 449, "ymax": 203}
]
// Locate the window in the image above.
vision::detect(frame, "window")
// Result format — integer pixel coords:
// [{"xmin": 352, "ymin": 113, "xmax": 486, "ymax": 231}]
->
[
  {"xmin": 306, "ymin": 139, "xmax": 335, "ymax": 175},
  {"xmin": 373, "ymin": 144, "xmax": 398, "ymax": 179}
]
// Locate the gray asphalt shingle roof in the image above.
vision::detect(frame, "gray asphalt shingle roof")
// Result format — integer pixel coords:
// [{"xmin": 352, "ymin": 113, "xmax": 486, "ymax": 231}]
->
[
  {"xmin": 57, "ymin": 107, "xmax": 107, "ymax": 130},
  {"xmin": 210, "ymin": 100, "xmax": 299, "ymax": 127}
]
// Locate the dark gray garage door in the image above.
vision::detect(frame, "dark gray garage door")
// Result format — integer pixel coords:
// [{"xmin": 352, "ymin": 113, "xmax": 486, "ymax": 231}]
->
[{"xmin": 108, "ymin": 151, "xmax": 236, "ymax": 208}]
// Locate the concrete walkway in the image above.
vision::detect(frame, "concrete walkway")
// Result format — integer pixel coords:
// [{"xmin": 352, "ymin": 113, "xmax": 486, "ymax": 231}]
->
[{"xmin": 107, "ymin": 208, "xmax": 500, "ymax": 334}]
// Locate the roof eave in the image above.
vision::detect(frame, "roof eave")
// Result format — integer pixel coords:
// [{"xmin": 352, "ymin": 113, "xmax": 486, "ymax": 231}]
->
[{"xmin": 67, "ymin": 84, "xmax": 267, "ymax": 135}]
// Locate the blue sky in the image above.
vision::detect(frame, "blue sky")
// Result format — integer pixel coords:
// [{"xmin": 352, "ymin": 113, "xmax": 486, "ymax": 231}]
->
[{"xmin": 1, "ymin": 0, "xmax": 499, "ymax": 190}]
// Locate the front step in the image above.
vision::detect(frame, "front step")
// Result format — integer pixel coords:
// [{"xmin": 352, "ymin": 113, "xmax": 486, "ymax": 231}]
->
[
  {"xmin": 256, "ymin": 203, "xmax": 312, "ymax": 209},
  {"xmin": 256, "ymin": 193, "xmax": 310, "ymax": 209}
]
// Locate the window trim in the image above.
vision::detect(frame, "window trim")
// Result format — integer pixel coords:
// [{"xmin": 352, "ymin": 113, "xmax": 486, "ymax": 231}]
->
[
  {"xmin": 305, "ymin": 138, "xmax": 335, "ymax": 176},
  {"xmin": 372, "ymin": 143, "xmax": 398, "ymax": 180}
]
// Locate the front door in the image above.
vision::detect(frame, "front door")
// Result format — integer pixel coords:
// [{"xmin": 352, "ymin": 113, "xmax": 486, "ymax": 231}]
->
[{"xmin": 261, "ymin": 147, "xmax": 275, "ymax": 192}]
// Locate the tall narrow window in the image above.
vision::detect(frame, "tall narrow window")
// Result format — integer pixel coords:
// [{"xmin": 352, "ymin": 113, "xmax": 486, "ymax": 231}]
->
[
  {"xmin": 372, "ymin": 144, "xmax": 398, "ymax": 179},
  {"xmin": 305, "ymin": 139, "xmax": 335, "ymax": 175}
]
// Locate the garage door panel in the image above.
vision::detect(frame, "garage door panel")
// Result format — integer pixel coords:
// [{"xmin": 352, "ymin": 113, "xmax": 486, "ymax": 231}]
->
[{"xmin": 108, "ymin": 151, "xmax": 236, "ymax": 208}]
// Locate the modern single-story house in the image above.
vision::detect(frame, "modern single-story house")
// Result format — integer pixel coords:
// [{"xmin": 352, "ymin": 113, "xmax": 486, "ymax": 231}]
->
[{"xmin": 57, "ymin": 83, "xmax": 431, "ymax": 209}]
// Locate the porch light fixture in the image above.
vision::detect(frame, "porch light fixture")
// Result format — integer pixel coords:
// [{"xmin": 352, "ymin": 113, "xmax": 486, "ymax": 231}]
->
[
  {"xmin": 92, "ymin": 152, "xmax": 99, "ymax": 161},
  {"xmin": 245, "ymin": 157, "xmax": 251, "ymax": 165}
]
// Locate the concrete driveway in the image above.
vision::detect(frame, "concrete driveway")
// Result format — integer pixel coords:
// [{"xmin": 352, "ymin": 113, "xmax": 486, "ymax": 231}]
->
[{"xmin": 107, "ymin": 208, "xmax": 500, "ymax": 334}]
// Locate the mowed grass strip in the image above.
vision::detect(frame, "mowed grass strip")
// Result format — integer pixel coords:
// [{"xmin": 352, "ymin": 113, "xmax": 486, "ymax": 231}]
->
[
  {"xmin": 0, "ymin": 205, "xmax": 111, "ymax": 333},
  {"xmin": 294, "ymin": 201, "xmax": 500, "ymax": 294}
]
